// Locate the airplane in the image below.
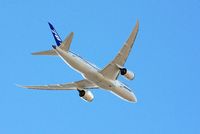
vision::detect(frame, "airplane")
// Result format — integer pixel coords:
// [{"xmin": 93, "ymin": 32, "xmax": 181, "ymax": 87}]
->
[{"xmin": 18, "ymin": 21, "xmax": 139, "ymax": 103}]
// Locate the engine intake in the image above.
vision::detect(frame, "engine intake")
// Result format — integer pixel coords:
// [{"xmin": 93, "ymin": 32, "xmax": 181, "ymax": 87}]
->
[
  {"xmin": 119, "ymin": 68, "xmax": 135, "ymax": 80},
  {"xmin": 78, "ymin": 89, "xmax": 94, "ymax": 102}
]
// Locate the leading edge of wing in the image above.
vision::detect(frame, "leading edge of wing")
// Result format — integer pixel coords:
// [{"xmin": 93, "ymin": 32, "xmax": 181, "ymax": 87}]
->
[
  {"xmin": 16, "ymin": 83, "xmax": 77, "ymax": 90},
  {"xmin": 100, "ymin": 21, "xmax": 139, "ymax": 80},
  {"xmin": 17, "ymin": 79, "xmax": 99, "ymax": 90}
]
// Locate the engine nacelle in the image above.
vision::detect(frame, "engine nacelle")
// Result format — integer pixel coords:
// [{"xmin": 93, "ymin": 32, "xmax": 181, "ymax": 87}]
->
[
  {"xmin": 78, "ymin": 89, "xmax": 94, "ymax": 102},
  {"xmin": 119, "ymin": 68, "xmax": 135, "ymax": 80}
]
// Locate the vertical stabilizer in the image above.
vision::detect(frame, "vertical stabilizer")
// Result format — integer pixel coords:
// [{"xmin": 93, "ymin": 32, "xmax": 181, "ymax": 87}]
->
[
  {"xmin": 48, "ymin": 22, "xmax": 62, "ymax": 46},
  {"xmin": 32, "ymin": 23, "xmax": 74, "ymax": 56}
]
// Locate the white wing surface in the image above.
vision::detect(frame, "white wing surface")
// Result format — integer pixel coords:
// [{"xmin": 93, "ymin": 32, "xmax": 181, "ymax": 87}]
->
[
  {"xmin": 100, "ymin": 21, "xmax": 139, "ymax": 80},
  {"xmin": 18, "ymin": 79, "xmax": 98, "ymax": 90}
]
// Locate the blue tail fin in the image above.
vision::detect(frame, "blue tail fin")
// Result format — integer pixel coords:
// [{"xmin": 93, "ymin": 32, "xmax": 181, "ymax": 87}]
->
[{"xmin": 48, "ymin": 22, "xmax": 62, "ymax": 46}]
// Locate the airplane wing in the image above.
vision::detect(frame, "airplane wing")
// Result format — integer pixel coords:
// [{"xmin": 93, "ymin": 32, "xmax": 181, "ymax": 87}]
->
[
  {"xmin": 18, "ymin": 79, "xmax": 98, "ymax": 90},
  {"xmin": 100, "ymin": 21, "xmax": 139, "ymax": 80}
]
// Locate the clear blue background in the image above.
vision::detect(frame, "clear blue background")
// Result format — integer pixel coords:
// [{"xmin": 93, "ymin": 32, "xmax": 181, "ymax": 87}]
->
[{"xmin": 0, "ymin": 0, "xmax": 199, "ymax": 133}]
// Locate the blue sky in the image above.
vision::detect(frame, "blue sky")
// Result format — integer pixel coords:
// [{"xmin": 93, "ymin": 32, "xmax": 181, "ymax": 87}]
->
[{"xmin": 0, "ymin": 0, "xmax": 200, "ymax": 133}]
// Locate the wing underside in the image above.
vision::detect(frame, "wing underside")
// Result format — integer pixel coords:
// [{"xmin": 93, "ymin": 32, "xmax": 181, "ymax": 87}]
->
[
  {"xmin": 18, "ymin": 79, "xmax": 98, "ymax": 90},
  {"xmin": 100, "ymin": 21, "xmax": 139, "ymax": 80}
]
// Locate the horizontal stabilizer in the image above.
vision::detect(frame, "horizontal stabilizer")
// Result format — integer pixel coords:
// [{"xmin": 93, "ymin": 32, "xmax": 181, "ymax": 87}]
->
[
  {"xmin": 60, "ymin": 32, "xmax": 74, "ymax": 51},
  {"xmin": 32, "ymin": 32, "xmax": 74, "ymax": 56},
  {"xmin": 32, "ymin": 49, "xmax": 57, "ymax": 55}
]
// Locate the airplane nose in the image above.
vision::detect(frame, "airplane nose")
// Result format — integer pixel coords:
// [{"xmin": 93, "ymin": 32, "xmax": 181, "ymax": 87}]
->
[{"xmin": 129, "ymin": 93, "xmax": 137, "ymax": 103}]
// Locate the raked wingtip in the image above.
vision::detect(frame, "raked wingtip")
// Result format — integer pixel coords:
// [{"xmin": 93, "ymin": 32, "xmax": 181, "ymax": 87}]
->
[{"xmin": 15, "ymin": 84, "xmax": 26, "ymax": 89}]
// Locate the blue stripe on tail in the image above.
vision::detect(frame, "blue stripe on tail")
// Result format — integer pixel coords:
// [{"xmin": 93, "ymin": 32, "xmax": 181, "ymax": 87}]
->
[{"xmin": 48, "ymin": 22, "xmax": 62, "ymax": 46}]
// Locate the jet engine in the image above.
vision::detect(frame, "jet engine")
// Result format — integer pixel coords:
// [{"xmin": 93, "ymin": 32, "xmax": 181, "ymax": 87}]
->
[
  {"xmin": 119, "ymin": 68, "xmax": 135, "ymax": 80},
  {"xmin": 78, "ymin": 89, "xmax": 94, "ymax": 102}
]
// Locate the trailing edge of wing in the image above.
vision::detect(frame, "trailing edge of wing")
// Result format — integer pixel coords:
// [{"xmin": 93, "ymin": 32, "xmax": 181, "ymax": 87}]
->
[
  {"xmin": 17, "ymin": 83, "xmax": 76, "ymax": 90},
  {"xmin": 100, "ymin": 21, "xmax": 139, "ymax": 80},
  {"xmin": 17, "ymin": 79, "xmax": 99, "ymax": 90}
]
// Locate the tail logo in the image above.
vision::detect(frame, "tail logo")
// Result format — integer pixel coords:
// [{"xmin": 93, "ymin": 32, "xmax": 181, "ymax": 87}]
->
[
  {"xmin": 51, "ymin": 29, "xmax": 62, "ymax": 42},
  {"xmin": 48, "ymin": 22, "xmax": 62, "ymax": 46}
]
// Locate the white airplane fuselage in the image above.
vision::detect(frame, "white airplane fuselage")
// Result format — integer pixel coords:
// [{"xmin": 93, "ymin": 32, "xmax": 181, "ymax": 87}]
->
[{"xmin": 54, "ymin": 46, "xmax": 137, "ymax": 102}]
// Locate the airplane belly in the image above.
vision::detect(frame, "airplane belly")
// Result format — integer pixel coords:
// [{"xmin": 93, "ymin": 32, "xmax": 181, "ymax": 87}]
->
[
  {"xmin": 84, "ymin": 73, "xmax": 115, "ymax": 90},
  {"xmin": 54, "ymin": 46, "xmax": 136, "ymax": 102},
  {"xmin": 54, "ymin": 47, "xmax": 96, "ymax": 74},
  {"xmin": 85, "ymin": 73, "xmax": 137, "ymax": 102},
  {"xmin": 110, "ymin": 87, "xmax": 137, "ymax": 102}
]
